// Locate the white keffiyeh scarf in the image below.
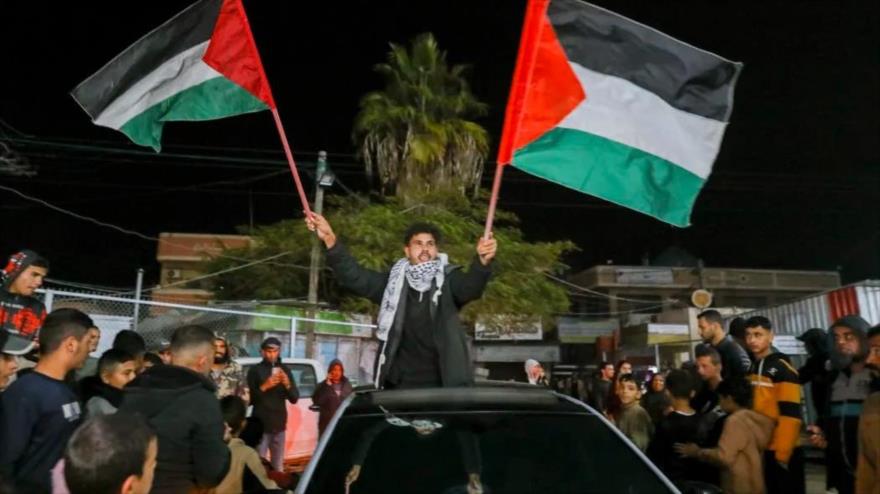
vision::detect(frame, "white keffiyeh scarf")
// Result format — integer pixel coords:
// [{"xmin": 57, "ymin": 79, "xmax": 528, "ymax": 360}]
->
[{"xmin": 376, "ymin": 253, "xmax": 448, "ymax": 342}]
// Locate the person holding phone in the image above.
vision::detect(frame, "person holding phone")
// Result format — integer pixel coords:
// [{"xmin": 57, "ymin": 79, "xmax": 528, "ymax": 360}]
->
[
  {"xmin": 313, "ymin": 359, "xmax": 353, "ymax": 436},
  {"xmin": 246, "ymin": 337, "xmax": 299, "ymax": 471}
]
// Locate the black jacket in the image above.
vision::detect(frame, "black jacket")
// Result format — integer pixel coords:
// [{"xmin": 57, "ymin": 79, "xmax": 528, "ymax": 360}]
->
[
  {"xmin": 119, "ymin": 364, "xmax": 230, "ymax": 494},
  {"xmin": 798, "ymin": 352, "xmax": 831, "ymax": 422},
  {"xmin": 641, "ymin": 389, "xmax": 671, "ymax": 425},
  {"xmin": 714, "ymin": 334, "xmax": 752, "ymax": 380},
  {"xmin": 647, "ymin": 411, "xmax": 703, "ymax": 485},
  {"xmin": 325, "ymin": 242, "xmax": 491, "ymax": 388},
  {"xmin": 246, "ymin": 360, "xmax": 299, "ymax": 433},
  {"xmin": 79, "ymin": 375, "xmax": 124, "ymax": 415},
  {"xmin": 589, "ymin": 377, "xmax": 612, "ymax": 412}
]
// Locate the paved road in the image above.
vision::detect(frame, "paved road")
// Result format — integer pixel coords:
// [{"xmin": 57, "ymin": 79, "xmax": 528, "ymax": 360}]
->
[{"xmin": 805, "ymin": 460, "xmax": 827, "ymax": 494}]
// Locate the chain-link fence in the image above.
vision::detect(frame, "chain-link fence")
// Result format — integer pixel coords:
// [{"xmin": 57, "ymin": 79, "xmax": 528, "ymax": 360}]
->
[{"xmin": 40, "ymin": 288, "xmax": 380, "ymax": 385}]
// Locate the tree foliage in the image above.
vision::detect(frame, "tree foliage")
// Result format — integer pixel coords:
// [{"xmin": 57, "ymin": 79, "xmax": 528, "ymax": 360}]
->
[
  {"xmin": 353, "ymin": 33, "xmax": 489, "ymax": 204},
  {"xmin": 206, "ymin": 196, "xmax": 575, "ymax": 327}
]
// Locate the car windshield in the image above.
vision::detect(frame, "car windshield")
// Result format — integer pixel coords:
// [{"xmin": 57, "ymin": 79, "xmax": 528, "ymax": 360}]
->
[
  {"xmin": 291, "ymin": 363, "xmax": 318, "ymax": 395},
  {"xmin": 304, "ymin": 411, "xmax": 674, "ymax": 494}
]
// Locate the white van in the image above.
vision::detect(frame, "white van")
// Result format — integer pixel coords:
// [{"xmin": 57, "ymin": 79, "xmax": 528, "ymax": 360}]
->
[{"xmin": 235, "ymin": 357, "xmax": 325, "ymax": 470}]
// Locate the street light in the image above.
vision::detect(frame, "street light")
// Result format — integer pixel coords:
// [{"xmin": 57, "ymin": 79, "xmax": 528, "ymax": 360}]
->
[
  {"xmin": 306, "ymin": 151, "xmax": 332, "ymax": 358},
  {"xmin": 318, "ymin": 169, "xmax": 335, "ymax": 188}
]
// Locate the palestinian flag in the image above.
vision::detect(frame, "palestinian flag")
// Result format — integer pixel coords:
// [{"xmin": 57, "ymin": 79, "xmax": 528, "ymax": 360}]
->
[
  {"xmin": 498, "ymin": 0, "xmax": 742, "ymax": 227},
  {"xmin": 71, "ymin": 0, "xmax": 275, "ymax": 151}
]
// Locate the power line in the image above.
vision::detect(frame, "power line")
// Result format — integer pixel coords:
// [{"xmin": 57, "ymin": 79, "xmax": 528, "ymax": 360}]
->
[
  {"xmin": 0, "ymin": 183, "xmax": 158, "ymax": 241},
  {"xmin": 2, "ymin": 158, "xmax": 370, "ymax": 207},
  {"xmin": 130, "ymin": 252, "xmax": 295, "ymax": 295},
  {"xmin": 38, "ymin": 251, "xmax": 301, "ymax": 300},
  {"xmin": 5, "ymin": 135, "xmax": 365, "ymax": 169},
  {"xmin": 0, "ymin": 120, "xmax": 359, "ymax": 158},
  {"xmin": 0, "ymin": 169, "xmax": 291, "ymax": 207},
  {"xmin": 8, "ymin": 134, "xmax": 876, "ymax": 186},
  {"xmin": 0, "ymin": 183, "xmax": 315, "ymax": 273}
]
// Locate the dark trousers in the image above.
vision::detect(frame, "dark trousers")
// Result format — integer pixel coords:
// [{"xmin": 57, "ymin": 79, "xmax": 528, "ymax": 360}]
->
[
  {"xmin": 827, "ymin": 418, "xmax": 858, "ymax": 494},
  {"xmin": 764, "ymin": 447, "xmax": 805, "ymax": 494}
]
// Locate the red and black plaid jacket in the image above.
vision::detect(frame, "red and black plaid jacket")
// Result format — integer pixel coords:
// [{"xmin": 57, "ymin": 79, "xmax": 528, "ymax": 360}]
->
[{"xmin": 0, "ymin": 291, "xmax": 46, "ymax": 340}]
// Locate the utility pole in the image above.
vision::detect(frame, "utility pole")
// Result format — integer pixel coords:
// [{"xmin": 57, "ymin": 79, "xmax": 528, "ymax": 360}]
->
[
  {"xmin": 133, "ymin": 268, "xmax": 144, "ymax": 332},
  {"xmin": 305, "ymin": 151, "xmax": 332, "ymax": 358}
]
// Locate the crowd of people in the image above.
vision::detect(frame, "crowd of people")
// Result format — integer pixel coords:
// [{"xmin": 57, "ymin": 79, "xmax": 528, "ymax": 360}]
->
[
  {"xmin": 1, "ymin": 215, "xmax": 493, "ymax": 494},
  {"xmin": 0, "ymin": 307, "xmax": 314, "ymax": 494},
  {"xmin": 542, "ymin": 309, "xmax": 880, "ymax": 494},
  {"xmin": 2, "ymin": 220, "xmax": 878, "ymax": 494},
  {"xmin": 0, "ymin": 249, "xmax": 361, "ymax": 493}
]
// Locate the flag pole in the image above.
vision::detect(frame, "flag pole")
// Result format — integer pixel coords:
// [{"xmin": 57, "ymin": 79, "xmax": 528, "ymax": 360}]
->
[
  {"xmin": 229, "ymin": 0, "xmax": 312, "ymax": 217},
  {"xmin": 270, "ymin": 108, "xmax": 312, "ymax": 217},
  {"xmin": 483, "ymin": 163, "xmax": 505, "ymax": 238},
  {"xmin": 483, "ymin": 0, "xmax": 550, "ymax": 238}
]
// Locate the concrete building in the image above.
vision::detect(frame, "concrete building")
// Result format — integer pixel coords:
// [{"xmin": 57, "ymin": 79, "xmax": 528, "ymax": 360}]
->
[
  {"xmin": 153, "ymin": 232, "xmax": 253, "ymax": 304},
  {"xmin": 559, "ymin": 264, "xmax": 841, "ymax": 370}
]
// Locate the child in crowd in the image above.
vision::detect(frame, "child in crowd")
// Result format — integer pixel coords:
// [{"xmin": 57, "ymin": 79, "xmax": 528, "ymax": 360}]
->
[
  {"xmin": 215, "ymin": 395, "xmax": 285, "ymax": 494},
  {"xmin": 81, "ymin": 349, "xmax": 137, "ymax": 416},
  {"xmin": 675, "ymin": 378, "xmax": 774, "ymax": 494},
  {"xmin": 613, "ymin": 373, "xmax": 653, "ymax": 451},
  {"xmin": 647, "ymin": 369, "xmax": 704, "ymax": 487},
  {"xmin": 62, "ymin": 413, "xmax": 157, "ymax": 494}
]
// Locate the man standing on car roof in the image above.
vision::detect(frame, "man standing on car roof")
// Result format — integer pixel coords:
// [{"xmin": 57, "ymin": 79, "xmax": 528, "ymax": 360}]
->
[
  {"xmin": 246, "ymin": 337, "xmax": 298, "ymax": 472},
  {"xmin": 306, "ymin": 214, "xmax": 496, "ymax": 389}
]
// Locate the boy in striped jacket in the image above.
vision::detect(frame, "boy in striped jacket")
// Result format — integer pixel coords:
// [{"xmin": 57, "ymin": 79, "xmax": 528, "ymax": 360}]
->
[{"xmin": 744, "ymin": 316, "xmax": 805, "ymax": 494}]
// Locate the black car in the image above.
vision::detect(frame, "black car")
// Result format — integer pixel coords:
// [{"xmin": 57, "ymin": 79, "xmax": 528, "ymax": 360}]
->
[{"xmin": 295, "ymin": 383, "xmax": 684, "ymax": 494}]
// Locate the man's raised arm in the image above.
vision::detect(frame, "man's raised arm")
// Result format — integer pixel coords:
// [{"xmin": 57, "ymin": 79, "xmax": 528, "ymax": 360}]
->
[
  {"xmin": 450, "ymin": 233, "xmax": 497, "ymax": 306},
  {"xmin": 306, "ymin": 213, "xmax": 387, "ymax": 303}
]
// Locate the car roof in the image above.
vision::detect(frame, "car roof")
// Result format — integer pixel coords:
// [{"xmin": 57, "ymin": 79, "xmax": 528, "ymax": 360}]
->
[{"xmin": 342, "ymin": 382, "xmax": 593, "ymax": 415}]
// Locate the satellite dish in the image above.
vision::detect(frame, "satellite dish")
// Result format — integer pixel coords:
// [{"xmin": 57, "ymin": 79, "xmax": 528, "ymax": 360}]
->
[{"xmin": 691, "ymin": 289, "xmax": 713, "ymax": 309}]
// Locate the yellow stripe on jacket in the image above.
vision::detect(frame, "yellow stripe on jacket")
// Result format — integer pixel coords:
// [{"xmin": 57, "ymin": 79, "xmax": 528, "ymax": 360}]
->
[{"xmin": 749, "ymin": 354, "xmax": 802, "ymax": 464}]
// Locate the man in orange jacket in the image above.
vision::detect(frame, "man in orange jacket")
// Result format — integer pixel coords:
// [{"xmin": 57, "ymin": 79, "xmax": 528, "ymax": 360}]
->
[{"xmin": 744, "ymin": 316, "xmax": 805, "ymax": 494}]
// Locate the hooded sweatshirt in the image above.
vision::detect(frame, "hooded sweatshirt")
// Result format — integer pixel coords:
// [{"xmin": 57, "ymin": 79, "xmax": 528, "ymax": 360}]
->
[
  {"xmin": 748, "ymin": 349, "xmax": 802, "ymax": 464},
  {"xmin": 0, "ymin": 250, "xmax": 47, "ymax": 339},
  {"xmin": 825, "ymin": 315, "xmax": 872, "ymax": 493},
  {"xmin": 696, "ymin": 408, "xmax": 775, "ymax": 494},
  {"xmin": 797, "ymin": 328, "xmax": 831, "ymax": 422},
  {"xmin": 119, "ymin": 364, "xmax": 230, "ymax": 494},
  {"xmin": 312, "ymin": 359, "xmax": 353, "ymax": 435}
]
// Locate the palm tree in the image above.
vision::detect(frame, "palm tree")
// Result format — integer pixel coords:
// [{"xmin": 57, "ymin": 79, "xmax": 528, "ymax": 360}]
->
[{"xmin": 354, "ymin": 33, "xmax": 489, "ymax": 204}]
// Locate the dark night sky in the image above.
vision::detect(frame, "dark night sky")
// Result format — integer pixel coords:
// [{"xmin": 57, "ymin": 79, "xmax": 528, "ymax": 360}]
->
[{"xmin": 1, "ymin": 1, "xmax": 878, "ymax": 290}]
